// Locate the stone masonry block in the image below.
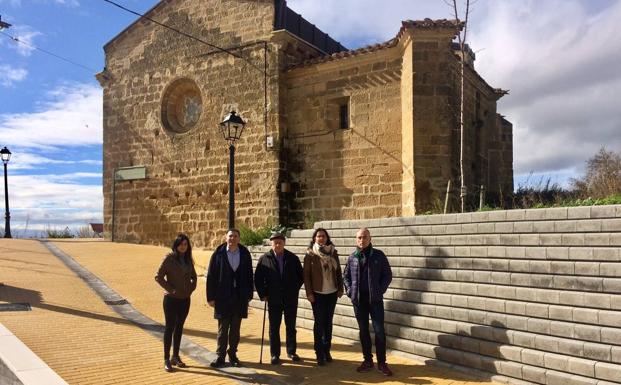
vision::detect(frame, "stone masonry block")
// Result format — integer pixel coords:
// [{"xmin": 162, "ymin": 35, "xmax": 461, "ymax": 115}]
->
[
  {"xmin": 577, "ymin": 219, "xmax": 603, "ymax": 232},
  {"xmin": 549, "ymin": 305, "xmax": 573, "ymax": 320},
  {"xmin": 603, "ymin": 278, "xmax": 621, "ymax": 293},
  {"xmin": 563, "ymin": 234, "xmax": 586, "ymax": 246},
  {"xmin": 525, "ymin": 303, "xmax": 549, "ymax": 318},
  {"xmin": 516, "ymin": 287, "xmax": 538, "ymax": 302},
  {"xmin": 585, "ymin": 293, "xmax": 612, "ymax": 309},
  {"xmin": 522, "ymin": 365, "xmax": 546, "ymax": 384},
  {"xmin": 528, "ymin": 318, "xmax": 551, "ymax": 334},
  {"xmin": 514, "ymin": 221, "xmax": 534, "ymax": 232},
  {"xmin": 558, "ymin": 339, "xmax": 584, "ymax": 357},
  {"xmin": 591, "ymin": 206, "xmax": 617, "ymax": 219},
  {"xmin": 575, "ymin": 262, "xmax": 601, "ymax": 275},
  {"xmin": 612, "ymin": 346, "xmax": 621, "ymax": 364},
  {"xmin": 525, "ymin": 209, "xmax": 547, "ymax": 220},
  {"xmin": 534, "ymin": 221, "xmax": 556, "ymax": 232},
  {"xmin": 573, "ymin": 308, "xmax": 600, "ymax": 324},
  {"xmin": 541, "ymin": 234, "xmax": 563, "ymax": 246},
  {"xmin": 569, "ymin": 247, "xmax": 595, "ymax": 260},
  {"xmin": 547, "ymin": 247, "xmax": 570, "ymax": 260},
  {"xmin": 525, "ymin": 247, "xmax": 547, "ymax": 259},
  {"xmin": 513, "ymin": 331, "xmax": 536, "ymax": 348},
  {"xmin": 506, "ymin": 314, "xmax": 528, "ymax": 330},
  {"xmin": 544, "ymin": 352, "xmax": 570, "ymax": 372},
  {"xmin": 555, "ymin": 220, "xmax": 577, "ymax": 232},
  {"xmin": 521, "ymin": 349, "xmax": 545, "ymax": 366},
  {"xmin": 584, "ymin": 343, "xmax": 612, "ymax": 362},
  {"xmin": 595, "ymin": 248, "xmax": 621, "ymax": 261},
  {"xmin": 550, "ymin": 320, "xmax": 574, "ymax": 338},
  {"xmin": 568, "ymin": 206, "xmax": 592, "ymax": 219},
  {"xmin": 534, "ymin": 334, "xmax": 560, "ymax": 353},
  {"xmin": 506, "ymin": 246, "xmax": 526, "ymax": 258},
  {"xmin": 600, "ymin": 263, "xmax": 621, "ymax": 276},
  {"xmin": 595, "ymin": 362, "xmax": 621, "ymax": 382},
  {"xmin": 575, "ymin": 325, "xmax": 602, "ymax": 343},
  {"xmin": 601, "ymin": 327, "xmax": 621, "ymax": 345},
  {"xmin": 520, "ymin": 234, "xmax": 540, "ymax": 246},
  {"xmin": 546, "ymin": 371, "xmax": 576, "ymax": 385}
]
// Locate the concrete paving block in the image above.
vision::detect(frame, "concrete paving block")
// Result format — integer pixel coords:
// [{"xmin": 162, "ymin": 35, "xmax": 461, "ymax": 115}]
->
[
  {"xmin": 575, "ymin": 262, "xmax": 601, "ymax": 276},
  {"xmin": 534, "ymin": 221, "xmax": 556, "ymax": 233},
  {"xmin": 594, "ymin": 362, "xmax": 621, "ymax": 382},
  {"xmin": 528, "ymin": 318, "xmax": 551, "ymax": 335},
  {"xmin": 525, "ymin": 209, "xmax": 547, "ymax": 220},
  {"xmin": 568, "ymin": 206, "xmax": 593, "ymax": 219},
  {"xmin": 525, "ymin": 247, "xmax": 547, "ymax": 259},
  {"xmin": 591, "ymin": 206, "xmax": 617, "ymax": 219},
  {"xmin": 521, "ymin": 365, "xmax": 547, "ymax": 384},
  {"xmin": 612, "ymin": 346, "xmax": 621, "ymax": 364},
  {"xmin": 535, "ymin": 335, "xmax": 560, "ymax": 353},
  {"xmin": 595, "ymin": 248, "xmax": 621, "ymax": 261},
  {"xmin": 603, "ymin": 278, "xmax": 621, "ymax": 293},
  {"xmin": 513, "ymin": 221, "xmax": 534, "ymax": 233},
  {"xmin": 544, "ymin": 352, "xmax": 570, "ymax": 372},
  {"xmin": 513, "ymin": 331, "xmax": 536, "ymax": 349},
  {"xmin": 520, "ymin": 234, "xmax": 541, "ymax": 246},
  {"xmin": 563, "ymin": 234, "xmax": 587, "ymax": 246},
  {"xmin": 573, "ymin": 308, "xmax": 600, "ymax": 324},
  {"xmin": 545, "ymin": 247, "xmax": 570, "ymax": 261},
  {"xmin": 521, "ymin": 348, "xmax": 545, "ymax": 366},
  {"xmin": 506, "ymin": 247, "xmax": 528, "ymax": 261},
  {"xmin": 497, "ymin": 285, "xmax": 517, "ymax": 299},
  {"xmin": 510, "ymin": 260, "xmax": 530, "ymax": 272},
  {"xmin": 541, "ymin": 234, "xmax": 564, "ymax": 246},
  {"xmin": 575, "ymin": 325, "xmax": 602, "ymax": 343},
  {"xmin": 525, "ymin": 303, "xmax": 549, "ymax": 318},
  {"xmin": 549, "ymin": 305, "xmax": 573, "ymax": 320},
  {"xmin": 501, "ymin": 234, "xmax": 521, "ymax": 246},
  {"xmin": 558, "ymin": 339, "xmax": 584, "ymax": 357},
  {"xmin": 569, "ymin": 247, "xmax": 595, "ymax": 260},
  {"xmin": 578, "ymin": 219, "xmax": 604, "ymax": 232},
  {"xmin": 600, "ymin": 263, "xmax": 621, "ymax": 276},
  {"xmin": 506, "ymin": 314, "xmax": 528, "ymax": 330},
  {"xmin": 601, "ymin": 327, "xmax": 621, "ymax": 345},
  {"xmin": 529, "ymin": 261, "xmax": 552, "ymax": 274},
  {"xmin": 586, "ymin": 233, "xmax": 612, "ymax": 246},
  {"xmin": 560, "ymin": 291, "xmax": 585, "ymax": 306},
  {"xmin": 516, "ymin": 287, "xmax": 538, "ymax": 302},
  {"xmin": 555, "ymin": 220, "xmax": 577, "ymax": 232},
  {"xmin": 546, "ymin": 208, "xmax": 569, "ymax": 220},
  {"xmin": 598, "ymin": 309, "xmax": 621, "ymax": 327}
]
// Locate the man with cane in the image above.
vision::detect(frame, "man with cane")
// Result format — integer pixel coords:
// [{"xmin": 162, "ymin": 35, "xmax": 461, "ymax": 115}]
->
[{"xmin": 254, "ymin": 232, "xmax": 304, "ymax": 364}]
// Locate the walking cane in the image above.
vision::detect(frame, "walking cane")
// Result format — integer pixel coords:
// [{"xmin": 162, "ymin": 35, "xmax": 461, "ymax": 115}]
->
[{"xmin": 259, "ymin": 300, "xmax": 267, "ymax": 363}]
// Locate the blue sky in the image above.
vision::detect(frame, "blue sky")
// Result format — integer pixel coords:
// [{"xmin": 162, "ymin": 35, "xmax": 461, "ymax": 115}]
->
[{"xmin": 1, "ymin": 0, "xmax": 621, "ymax": 235}]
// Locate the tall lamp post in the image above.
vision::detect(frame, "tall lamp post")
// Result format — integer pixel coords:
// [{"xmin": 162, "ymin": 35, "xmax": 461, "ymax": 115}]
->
[
  {"xmin": 219, "ymin": 111, "xmax": 246, "ymax": 229},
  {"xmin": 1, "ymin": 147, "xmax": 12, "ymax": 238}
]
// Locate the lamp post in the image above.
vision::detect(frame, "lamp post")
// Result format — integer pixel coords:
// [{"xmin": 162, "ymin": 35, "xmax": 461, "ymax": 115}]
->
[
  {"xmin": 1, "ymin": 147, "xmax": 12, "ymax": 238},
  {"xmin": 219, "ymin": 111, "xmax": 246, "ymax": 229}
]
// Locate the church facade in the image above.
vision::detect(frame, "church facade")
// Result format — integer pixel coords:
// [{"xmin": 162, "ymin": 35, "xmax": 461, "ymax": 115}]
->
[{"xmin": 98, "ymin": 0, "xmax": 513, "ymax": 246}]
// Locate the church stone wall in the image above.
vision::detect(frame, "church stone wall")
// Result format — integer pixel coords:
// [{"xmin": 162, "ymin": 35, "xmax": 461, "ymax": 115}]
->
[
  {"xmin": 283, "ymin": 48, "xmax": 404, "ymax": 226},
  {"xmin": 101, "ymin": 0, "xmax": 282, "ymax": 247}
]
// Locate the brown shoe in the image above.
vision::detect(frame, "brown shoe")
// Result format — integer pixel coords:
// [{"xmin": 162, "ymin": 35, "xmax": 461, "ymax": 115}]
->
[{"xmin": 377, "ymin": 362, "xmax": 393, "ymax": 376}]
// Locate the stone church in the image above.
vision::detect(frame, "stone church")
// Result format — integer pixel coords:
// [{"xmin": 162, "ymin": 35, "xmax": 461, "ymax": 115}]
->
[{"xmin": 97, "ymin": 0, "xmax": 513, "ymax": 247}]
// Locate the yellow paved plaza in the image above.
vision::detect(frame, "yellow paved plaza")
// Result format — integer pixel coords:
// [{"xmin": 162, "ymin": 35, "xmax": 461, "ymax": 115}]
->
[{"xmin": 0, "ymin": 238, "xmax": 501, "ymax": 385}]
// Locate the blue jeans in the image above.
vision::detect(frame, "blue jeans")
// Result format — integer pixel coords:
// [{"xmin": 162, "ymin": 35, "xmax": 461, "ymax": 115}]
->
[{"xmin": 353, "ymin": 296, "xmax": 386, "ymax": 363}]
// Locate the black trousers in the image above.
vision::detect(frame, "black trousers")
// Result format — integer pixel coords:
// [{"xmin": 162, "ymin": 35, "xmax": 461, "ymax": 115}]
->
[
  {"xmin": 163, "ymin": 296, "xmax": 191, "ymax": 360},
  {"xmin": 353, "ymin": 291, "xmax": 387, "ymax": 363},
  {"xmin": 268, "ymin": 301, "xmax": 298, "ymax": 358},
  {"xmin": 311, "ymin": 292, "xmax": 337, "ymax": 359},
  {"xmin": 216, "ymin": 294, "xmax": 243, "ymax": 358}
]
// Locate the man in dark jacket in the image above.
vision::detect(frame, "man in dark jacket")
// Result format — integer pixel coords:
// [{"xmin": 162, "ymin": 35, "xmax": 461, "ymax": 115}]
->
[
  {"xmin": 254, "ymin": 232, "xmax": 304, "ymax": 365},
  {"xmin": 206, "ymin": 228, "xmax": 254, "ymax": 368},
  {"xmin": 343, "ymin": 227, "xmax": 393, "ymax": 376}
]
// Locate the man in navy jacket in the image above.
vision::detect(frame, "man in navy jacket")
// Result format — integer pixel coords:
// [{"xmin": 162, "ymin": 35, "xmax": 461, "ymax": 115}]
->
[
  {"xmin": 206, "ymin": 228, "xmax": 254, "ymax": 368},
  {"xmin": 344, "ymin": 227, "xmax": 393, "ymax": 376},
  {"xmin": 254, "ymin": 232, "xmax": 304, "ymax": 364}
]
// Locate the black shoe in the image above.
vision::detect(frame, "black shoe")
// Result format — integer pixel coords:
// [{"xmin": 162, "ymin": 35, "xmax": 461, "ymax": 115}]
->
[
  {"xmin": 271, "ymin": 356, "xmax": 281, "ymax": 365},
  {"xmin": 164, "ymin": 359, "xmax": 173, "ymax": 372},
  {"xmin": 229, "ymin": 355, "xmax": 242, "ymax": 367},
  {"xmin": 325, "ymin": 351, "xmax": 333, "ymax": 362},
  {"xmin": 171, "ymin": 356, "xmax": 187, "ymax": 368},
  {"xmin": 317, "ymin": 356, "xmax": 326, "ymax": 366},
  {"xmin": 210, "ymin": 357, "xmax": 225, "ymax": 368},
  {"xmin": 287, "ymin": 353, "xmax": 301, "ymax": 362}
]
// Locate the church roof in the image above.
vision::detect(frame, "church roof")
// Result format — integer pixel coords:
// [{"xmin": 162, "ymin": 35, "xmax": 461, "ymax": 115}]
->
[{"xmin": 288, "ymin": 19, "xmax": 463, "ymax": 69}]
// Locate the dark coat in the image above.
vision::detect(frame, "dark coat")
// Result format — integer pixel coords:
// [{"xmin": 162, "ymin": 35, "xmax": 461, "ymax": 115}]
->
[
  {"xmin": 155, "ymin": 252, "xmax": 197, "ymax": 299},
  {"xmin": 254, "ymin": 249, "xmax": 303, "ymax": 306},
  {"xmin": 343, "ymin": 245, "xmax": 392, "ymax": 305},
  {"xmin": 206, "ymin": 243, "xmax": 254, "ymax": 319}
]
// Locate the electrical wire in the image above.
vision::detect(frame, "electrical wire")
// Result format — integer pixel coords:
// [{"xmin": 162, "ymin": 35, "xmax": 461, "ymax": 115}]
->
[
  {"xmin": 102, "ymin": 0, "xmax": 265, "ymax": 74},
  {"xmin": 0, "ymin": 30, "xmax": 97, "ymax": 73}
]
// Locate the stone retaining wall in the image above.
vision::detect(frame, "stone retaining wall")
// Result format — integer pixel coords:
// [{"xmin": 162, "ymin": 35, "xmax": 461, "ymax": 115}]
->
[{"xmin": 249, "ymin": 205, "xmax": 621, "ymax": 385}]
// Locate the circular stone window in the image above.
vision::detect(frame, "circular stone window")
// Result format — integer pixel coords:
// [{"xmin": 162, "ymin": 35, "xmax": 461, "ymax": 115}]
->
[{"xmin": 161, "ymin": 78, "xmax": 203, "ymax": 134}]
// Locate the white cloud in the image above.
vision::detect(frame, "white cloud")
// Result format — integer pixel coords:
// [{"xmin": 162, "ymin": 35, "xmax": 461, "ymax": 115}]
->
[
  {"xmin": 8, "ymin": 151, "xmax": 101, "ymax": 171},
  {"xmin": 0, "ymin": 82, "xmax": 103, "ymax": 148},
  {"xmin": 5, "ymin": 173, "xmax": 102, "ymax": 233},
  {"xmin": 0, "ymin": 64, "xmax": 27, "ymax": 86},
  {"xmin": 2, "ymin": 25, "xmax": 42, "ymax": 56}
]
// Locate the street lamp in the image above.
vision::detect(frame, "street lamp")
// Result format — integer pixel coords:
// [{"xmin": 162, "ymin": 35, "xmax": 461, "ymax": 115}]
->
[
  {"xmin": 1, "ymin": 146, "xmax": 12, "ymax": 238},
  {"xmin": 219, "ymin": 111, "xmax": 246, "ymax": 229}
]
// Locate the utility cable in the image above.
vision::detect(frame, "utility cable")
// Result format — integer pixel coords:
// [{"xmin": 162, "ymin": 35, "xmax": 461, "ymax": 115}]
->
[
  {"xmin": 102, "ymin": 0, "xmax": 265, "ymax": 74},
  {"xmin": 0, "ymin": 30, "xmax": 97, "ymax": 73}
]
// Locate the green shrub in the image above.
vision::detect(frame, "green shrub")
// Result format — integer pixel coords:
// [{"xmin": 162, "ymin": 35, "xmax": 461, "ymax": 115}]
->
[
  {"xmin": 238, "ymin": 223, "xmax": 294, "ymax": 246},
  {"xmin": 45, "ymin": 226, "xmax": 74, "ymax": 238}
]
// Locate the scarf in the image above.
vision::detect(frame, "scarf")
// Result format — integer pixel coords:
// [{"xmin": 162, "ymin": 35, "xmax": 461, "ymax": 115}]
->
[
  {"xmin": 312, "ymin": 243, "xmax": 337, "ymax": 272},
  {"xmin": 354, "ymin": 245, "xmax": 373, "ymax": 264}
]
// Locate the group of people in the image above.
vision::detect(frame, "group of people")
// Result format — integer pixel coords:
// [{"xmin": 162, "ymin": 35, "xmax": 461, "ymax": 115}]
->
[{"xmin": 154, "ymin": 227, "xmax": 394, "ymax": 377}]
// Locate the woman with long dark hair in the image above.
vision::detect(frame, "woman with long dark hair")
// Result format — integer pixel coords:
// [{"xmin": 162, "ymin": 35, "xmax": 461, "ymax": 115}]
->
[
  {"xmin": 303, "ymin": 228, "xmax": 343, "ymax": 366},
  {"xmin": 155, "ymin": 233, "xmax": 197, "ymax": 372}
]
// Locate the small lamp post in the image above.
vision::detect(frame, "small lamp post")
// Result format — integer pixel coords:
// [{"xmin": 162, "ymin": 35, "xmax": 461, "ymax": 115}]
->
[
  {"xmin": 219, "ymin": 111, "xmax": 246, "ymax": 229},
  {"xmin": 1, "ymin": 146, "xmax": 12, "ymax": 238}
]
